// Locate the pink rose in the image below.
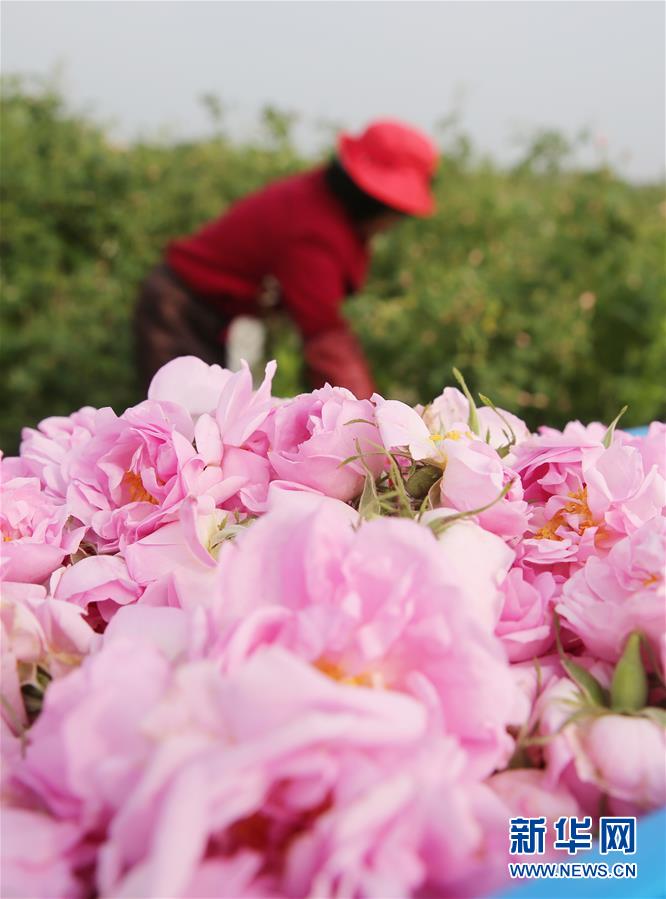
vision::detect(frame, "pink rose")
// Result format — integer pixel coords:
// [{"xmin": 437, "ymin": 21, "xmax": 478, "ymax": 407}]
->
[
  {"xmin": 454, "ymin": 768, "xmax": 582, "ymax": 895},
  {"xmin": 91, "ymin": 646, "xmax": 504, "ymax": 899},
  {"xmin": 0, "ymin": 581, "xmax": 97, "ymax": 731},
  {"xmin": 510, "ymin": 425, "xmax": 602, "ymax": 504},
  {"xmin": 424, "ymin": 386, "xmax": 531, "ymax": 450},
  {"xmin": 568, "ymin": 714, "xmax": 666, "ymax": 813},
  {"xmin": 375, "ymin": 397, "xmax": 436, "ymax": 461},
  {"xmin": 96, "ymin": 647, "xmax": 431, "ymax": 899},
  {"xmin": 14, "ymin": 638, "xmax": 439, "ymax": 899},
  {"xmin": 535, "ymin": 673, "xmax": 601, "ymax": 792},
  {"xmin": 216, "ymin": 493, "xmax": 517, "ymax": 776},
  {"xmin": 496, "ymin": 567, "xmax": 557, "ymax": 661},
  {"xmin": 0, "ymin": 466, "xmax": 83, "ymax": 584},
  {"xmin": 528, "ymin": 668, "xmax": 664, "ymax": 815},
  {"xmin": 375, "ymin": 389, "xmax": 530, "ymax": 460},
  {"xmin": 148, "ymin": 355, "xmax": 233, "ymax": 418},
  {"xmin": 421, "ymin": 512, "xmax": 514, "ymax": 632},
  {"xmin": 102, "ymin": 604, "xmax": 205, "ymax": 662},
  {"xmin": 629, "ymin": 422, "xmax": 666, "ymax": 481},
  {"xmin": 516, "ymin": 425, "xmax": 664, "ymax": 578},
  {"xmin": 375, "ymin": 398, "xmax": 528, "ymax": 539},
  {"xmin": 64, "ymin": 399, "xmax": 240, "ymax": 552},
  {"xmin": 439, "ymin": 438, "xmax": 528, "ymax": 539},
  {"xmin": 19, "ymin": 405, "xmax": 117, "ymax": 503},
  {"xmin": 53, "ymin": 554, "xmax": 143, "ymax": 624},
  {"xmin": 557, "ymin": 517, "xmax": 665, "ymax": 664},
  {"xmin": 189, "ymin": 361, "xmax": 277, "ymax": 513},
  {"xmin": 0, "ymin": 808, "xmax": 92, "ymax": 898},
  {"xmin": 215, "ymin": 445, "xmax": 272, "ymax": 514},
  {"xmin": 490, "ymin": 767, "xmax": 580, "ymax": 823},
  {"xmin": 14, "ymin": 639, "xmax": 173, "ymax": 828},
  {"xmin": 583, "ymin": 441, "xmax": 665, "ymax": 540},
  {"xmin": 213, "ymin": 359, "xmax": 276, "ymax": 448},
  {"xmin": 124, "ymin": 496, "xmax": 235, "ymax": 611},
  {"xmin": 265, "ymin": 385, "xmax": 384, "ymax": 501}
]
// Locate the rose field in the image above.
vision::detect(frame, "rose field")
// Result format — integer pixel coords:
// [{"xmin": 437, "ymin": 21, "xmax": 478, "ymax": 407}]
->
[
  {"xmin": 1, "ymin": 353, "xmax": 665, "ymax": 898},
  {"xmin": 2, "ymin": 76, "xmax": 666, "ymax": 898}
]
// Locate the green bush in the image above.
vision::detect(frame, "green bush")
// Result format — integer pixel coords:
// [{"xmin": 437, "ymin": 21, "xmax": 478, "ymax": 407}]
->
[{"xmin": 1, "ymin": 78, "xmax": 664, "ymax": 453}]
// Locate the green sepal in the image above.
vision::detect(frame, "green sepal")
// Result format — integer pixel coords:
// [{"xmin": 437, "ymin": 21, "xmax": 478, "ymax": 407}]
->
[
  {"xmin": 560, "ymin": 657, "xmax": 609, "ymax": 708},
  {"xmin": 358, "ymin": 472, "xmax": 382, "ymax": 520},
  {"xmin": 602, "ymin": 405, "xmax": 628, "ymax": 449},
  {"xmin": 610, "ymin": 631, "xmax": 648, "ymax": 711},
  {"xmin": 426, "ymin": 479, "xmax": 514, "ymax": 536},
  {"xmin": 478, "ymin": 392, "xmax": 518, "ymax": 457}
]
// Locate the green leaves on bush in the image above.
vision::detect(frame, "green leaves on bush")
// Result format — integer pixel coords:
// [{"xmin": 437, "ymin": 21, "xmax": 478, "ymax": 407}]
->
[{"xmin": 1, "ymin": 77, "xmax": 664, "ymax": 453}]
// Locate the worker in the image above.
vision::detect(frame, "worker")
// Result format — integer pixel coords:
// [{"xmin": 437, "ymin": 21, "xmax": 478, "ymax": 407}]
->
[{"xmin": 134, "ymin": 119, "xmax": 438, "ymax": 399}]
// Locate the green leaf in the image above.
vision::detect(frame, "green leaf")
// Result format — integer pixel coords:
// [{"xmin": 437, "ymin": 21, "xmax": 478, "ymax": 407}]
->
[
  {"xmin": 602, "ymin": 405, "xmax": 629, "ymax": 449},
  {"xmin": 452, "ymin": 367, "xmax": 480, "ymax": 436},
  {"xmin": 554, "ymin": 613, "xmax": 609, "ymax": 707},
  {"xmin": 610, "ymin": 631, "xmax": 648, "ymax": 711}
]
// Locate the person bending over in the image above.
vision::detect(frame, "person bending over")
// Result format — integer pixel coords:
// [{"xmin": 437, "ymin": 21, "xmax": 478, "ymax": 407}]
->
[{"xmin": 134, "ymin": 119, "xmax": 438, "ymax": 398}]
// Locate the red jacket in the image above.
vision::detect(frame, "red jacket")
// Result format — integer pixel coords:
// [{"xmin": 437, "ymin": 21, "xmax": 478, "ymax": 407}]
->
[{"xmin": 166, "ymin": 167, "xmax": 376, "ymax": 398}]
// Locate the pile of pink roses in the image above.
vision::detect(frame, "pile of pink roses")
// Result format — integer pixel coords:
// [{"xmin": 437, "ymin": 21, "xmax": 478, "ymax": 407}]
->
[{"xmin": 1, "ymin": 355, "xmax": 664, "ymax": 899}]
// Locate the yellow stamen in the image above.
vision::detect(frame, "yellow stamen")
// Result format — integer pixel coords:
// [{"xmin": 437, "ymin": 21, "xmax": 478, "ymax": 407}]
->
[
  {"xmin": 314, "ymin": 659, "xmax": 384, "ymax": 688},
  {"xmin": 534, "ymin": 512, "xmax": 566, "ymax": 541},
  {"xmin": 535, "ymin": 487, "xmax": 599, "ymax": 541},
  {"xmin": 122, "ymin": 470, "xmax": 158, "ymax": 505},
  {"xmin": 563, "ymin": 488, "xmax": 596, "ymax": 535},
  {"xmin": 642, "ymin": 573, "xmax": 661, "ymax": 588},
  {"xmin": 430, "ymin": 429, "xmax": 466, "ymax": 443}
]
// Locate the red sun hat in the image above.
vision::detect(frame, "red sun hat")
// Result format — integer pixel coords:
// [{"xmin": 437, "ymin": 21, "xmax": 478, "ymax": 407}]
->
[{"xmin": 337, "ymin": 119, "xmax": 439, "ymax": 217}]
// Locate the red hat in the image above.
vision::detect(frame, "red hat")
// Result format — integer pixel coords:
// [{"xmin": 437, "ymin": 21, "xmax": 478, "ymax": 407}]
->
[{"xmin": 337, "ymin": 119, "xmax": 438, "ymax": 217}]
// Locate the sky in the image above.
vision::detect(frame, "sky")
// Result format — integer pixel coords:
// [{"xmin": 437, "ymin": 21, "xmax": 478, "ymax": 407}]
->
[{"xmin": 2, "ymin": 1, "xmax": 665, "ymax": 181}]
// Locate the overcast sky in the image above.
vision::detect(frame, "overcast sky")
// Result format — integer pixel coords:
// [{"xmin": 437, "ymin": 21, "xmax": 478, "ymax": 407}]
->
[{"xmin": 3, "ymin": 1, "xmax": 665, "ymax": 181}]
